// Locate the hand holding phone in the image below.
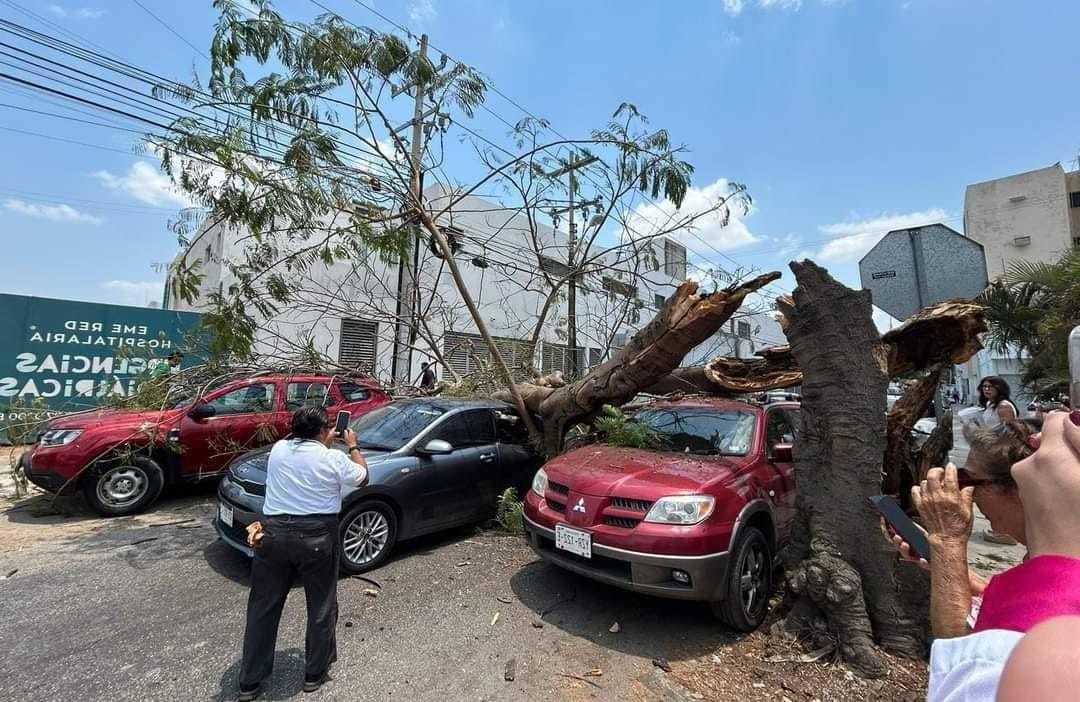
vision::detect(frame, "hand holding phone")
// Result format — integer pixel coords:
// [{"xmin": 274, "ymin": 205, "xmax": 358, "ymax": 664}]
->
[
  {"xmin": 334, "ymin": 410, "xmax": 351, "ymax": 437},
  {"xmin": 869, "ymin": 494, "xmax": 932, "ymax": 562}
]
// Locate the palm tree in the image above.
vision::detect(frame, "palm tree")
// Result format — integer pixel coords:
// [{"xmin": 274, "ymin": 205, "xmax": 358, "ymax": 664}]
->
[{"xmin": 979, "ymin": 249, "xmax": 1080, "ymax": 398}]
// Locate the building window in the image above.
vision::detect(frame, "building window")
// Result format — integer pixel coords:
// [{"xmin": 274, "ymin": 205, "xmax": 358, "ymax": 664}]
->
[
  {"xmin": 539, "ymin": 255, "xmax": 572, "ymax": 279},
  {"xmin": 1070, "ymin": 191, "xmax": 1080, "ymax": 208},
  {"xmin": 654, "ymin": 293, "xmax": 665, "ymax": 309},
  {"xmin": 1074, "ymin": 237, "xmax": 1080, "ymax": 249},
  {"xmin": 338, "ymin": 319, "xmax": 378, "ymax": 373},
  {"xmin": 542, "ymin": 342, "xmax": 586, "ymax": 379},
  {"xmin": 444, "ymin": 331, "xmax": 533, "ymax": 381},
  {"xmin": 737, "ymin": 320, "xmax": 751, "ymax": 339},
  {"xmin": 664, "ymin": 240, "xmax": 687, "ymax": 280},
  {"xmin": 602, "ymin": 276, "xmax": 637, "ymax": 300}
]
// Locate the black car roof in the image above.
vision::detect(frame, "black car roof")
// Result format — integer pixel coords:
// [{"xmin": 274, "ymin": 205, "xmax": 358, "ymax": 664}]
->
[{"xmin": 391, "ymin": 397, "xmax": 514, "ymax": 411}]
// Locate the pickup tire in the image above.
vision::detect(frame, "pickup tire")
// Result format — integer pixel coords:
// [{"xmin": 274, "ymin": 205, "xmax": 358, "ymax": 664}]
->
[
  {"xmin": 82, "ymin": 456, "xmax": 165, "ymax": 517},
  {"xmin": 338, "ymin": 500, "xmax": 398, "ymax": 575},
  {"xmin": 713, "ymin": 525, "xmax": 773, "ymax": 632}
]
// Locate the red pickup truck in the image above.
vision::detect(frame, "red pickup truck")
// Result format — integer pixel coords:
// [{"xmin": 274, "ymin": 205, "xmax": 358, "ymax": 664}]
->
[
  {"xmin": 523, "ymin": 396, "xmax": 800, "ymax": 631},
  {"xmin": 21, "ymin": 374, "xmax": 389, "ymax": 516}
]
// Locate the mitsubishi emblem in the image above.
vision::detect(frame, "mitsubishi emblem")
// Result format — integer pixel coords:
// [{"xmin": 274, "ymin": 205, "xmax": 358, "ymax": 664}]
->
[{"xmin": 572, "ymin": 497, "xmax": 586, "ymax": 513}]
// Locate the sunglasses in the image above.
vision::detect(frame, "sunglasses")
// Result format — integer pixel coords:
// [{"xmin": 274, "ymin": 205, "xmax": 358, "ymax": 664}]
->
[{"xmin": 956, "ymin": 467, "xmax": 1010, "ymax": 489}]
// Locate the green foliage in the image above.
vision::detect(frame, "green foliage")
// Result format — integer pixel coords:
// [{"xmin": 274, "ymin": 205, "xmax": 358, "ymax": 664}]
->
[
  {"xmin": 494, "ymin": 487, "xmax": 524, "ymax": 533},
  {"xmin": 595, "ymin": 404, "xmax": 662, "ymax": 450},
  {"xmin": 980, "ymin": 248, "xmax": 1080, "ymax": 397}
]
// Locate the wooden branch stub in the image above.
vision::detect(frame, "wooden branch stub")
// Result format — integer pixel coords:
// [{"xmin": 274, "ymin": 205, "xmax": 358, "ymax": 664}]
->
[{"xmin": 880, "ymin": 300, "xmax": 987, "ymax": 376}]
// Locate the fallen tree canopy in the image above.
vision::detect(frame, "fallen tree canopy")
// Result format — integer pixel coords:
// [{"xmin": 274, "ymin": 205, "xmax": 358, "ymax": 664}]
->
[{"xmin": 493, "ymin": 273, "xmax": 781, "ymax": 453}]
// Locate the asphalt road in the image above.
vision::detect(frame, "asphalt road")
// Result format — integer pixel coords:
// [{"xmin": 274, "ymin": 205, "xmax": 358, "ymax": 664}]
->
[{"xmin": 0, "ymin": 487, "xmax": 721, "ymax": 702}]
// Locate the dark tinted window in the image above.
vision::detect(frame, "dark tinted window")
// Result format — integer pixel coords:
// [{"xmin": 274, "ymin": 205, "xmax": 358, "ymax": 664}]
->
[
  {"xmin": 350, "ymin": 402, "xmax": 444, "ymax": 451},
  {"xmin": 428, "ymin": 409, "xmax": 495, "ymax": 447},
  {"xmin": 208, "ymin": 383, "xmax": 275, "ymax": 415},
  {"xmin": 633, "ymin": 408, "xmax": 755, "ymax": 456},
  {"xmin": 337, "ymin": 381, "xmax": 371, "ymax": 402},
  {"xmin": 285, "ymin": 382, "xmax": 328, "ymax": 410},
  {"xmin": 495, "ymin": 410, "xmax": 529, "ymax": 444},
  {"xmin": 766, "ymin": 410, "xmax": 796, "ymax": 446}
]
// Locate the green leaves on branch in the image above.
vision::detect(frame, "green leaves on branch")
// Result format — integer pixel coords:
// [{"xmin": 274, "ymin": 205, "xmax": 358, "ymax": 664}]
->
[{"xmin": 596, "ymin": 404, "xmax": 663, "ymax": 450}]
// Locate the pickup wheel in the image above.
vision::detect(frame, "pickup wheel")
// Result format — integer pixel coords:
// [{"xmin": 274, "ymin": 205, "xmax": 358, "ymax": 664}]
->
[
  {"xmin": 82, "ymin": 457, "xmax": 165, "ymax": 517},
  {"xmin": 713, "ymin": 525, "xmax": 773, "ymax": 632},
  {"xmin": 338, "ymin": 500, "xmax": 398, "ymax": 575}
]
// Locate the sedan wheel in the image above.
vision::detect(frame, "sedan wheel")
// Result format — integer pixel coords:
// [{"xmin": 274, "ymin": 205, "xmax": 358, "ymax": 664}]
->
[
  {"xmin": 338, "ymin": 500, "xmax": 398, "ymax": 574},
  {"xmin": 82, "ymin": 457, "xmax": 164, "ymax": 517},
  {"xmin": 96, "ymin": 466, "xmax": 149, "ymax": 508}
]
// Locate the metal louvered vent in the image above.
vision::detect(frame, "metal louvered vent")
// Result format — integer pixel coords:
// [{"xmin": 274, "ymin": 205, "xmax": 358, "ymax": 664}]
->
[{"xmin": 338, "ymin": 319, "xmax": 377, "ymax": 373}]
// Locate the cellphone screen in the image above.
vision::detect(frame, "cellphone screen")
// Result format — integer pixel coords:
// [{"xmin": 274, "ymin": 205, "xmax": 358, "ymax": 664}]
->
[
  {"xmin": 334, "ymin": 410, "xmax": 351, "ymax": 436},
  {"xmin": 868, "ymin": 495, "xmax": 932, "ymax": 562}
]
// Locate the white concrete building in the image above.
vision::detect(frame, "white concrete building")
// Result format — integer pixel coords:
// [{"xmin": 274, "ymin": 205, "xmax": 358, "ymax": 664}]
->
[
  {"xmin": 165, "ymin": 186, "xmax": 785, "ymax": 386},
  {"xmin": 957, "ymin": 162, "xmax": 1080, "ymax": 407}
]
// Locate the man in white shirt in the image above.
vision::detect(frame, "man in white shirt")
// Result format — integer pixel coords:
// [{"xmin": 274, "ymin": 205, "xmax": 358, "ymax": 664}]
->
[{"xmin": 237, "ymin": 406, "xmax": 368, "ymax": 701}]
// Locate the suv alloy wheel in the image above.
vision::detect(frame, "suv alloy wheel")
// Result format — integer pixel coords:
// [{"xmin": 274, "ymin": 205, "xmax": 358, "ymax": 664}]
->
[{"xmin": 713, "ymin": 525, "xmax": 773, "ymax": 632}]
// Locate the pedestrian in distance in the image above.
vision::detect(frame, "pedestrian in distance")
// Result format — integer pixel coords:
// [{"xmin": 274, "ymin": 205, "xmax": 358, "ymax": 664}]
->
[
  {"xmin": 418, "ymin": 360, "xmax": 437, "ymax": 390},
  {"xmin": 237, "ymin": 406, "xmax": 368, "ymax": 701}
]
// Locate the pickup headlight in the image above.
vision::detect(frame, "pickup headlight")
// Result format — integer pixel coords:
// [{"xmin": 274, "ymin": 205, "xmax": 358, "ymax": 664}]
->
[
  {"xmin": 531, "ymin": 467, "xmax": 548, "ymax": 497},
  {"xmin": 644, "ymin": 495, "xmax": 716, "ymax": 525},
  {"xmin": 40, "ymin": 429, "xmax": 83, "ymax": 447}
]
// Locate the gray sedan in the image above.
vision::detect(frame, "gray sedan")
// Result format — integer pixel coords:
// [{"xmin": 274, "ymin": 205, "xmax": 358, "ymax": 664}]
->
[{"xmin": 214, "ymin": 398, "xmax": 540, "ymax": 573}]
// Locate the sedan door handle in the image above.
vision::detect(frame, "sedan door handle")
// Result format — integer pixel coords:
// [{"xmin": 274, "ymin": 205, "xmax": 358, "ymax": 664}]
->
[{"xmin": 479, "ymin": 452, "xmax": 496, "ymax": 462}]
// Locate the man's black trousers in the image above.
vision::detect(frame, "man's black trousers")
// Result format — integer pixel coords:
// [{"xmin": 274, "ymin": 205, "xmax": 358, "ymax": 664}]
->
[{"xmin": 239, "ymin": 514, "xmax": 339, "ymax": 690}]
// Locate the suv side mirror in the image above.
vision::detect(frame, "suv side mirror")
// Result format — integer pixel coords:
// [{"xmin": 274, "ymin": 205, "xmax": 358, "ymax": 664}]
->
[
  {"xmin": 771, "ymin": 443, "xmax": 793, "ymax": 463},
  {"xmin": 189, "ymin": 403, "xmax": 216, "ymax": 420},
  {"xmin": 417, "ymin": 439, "xmax": 453, "ymax": 455}
]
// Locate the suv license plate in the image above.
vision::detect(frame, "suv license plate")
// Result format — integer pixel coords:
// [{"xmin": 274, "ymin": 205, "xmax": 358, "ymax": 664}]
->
[
  {"xmin": 555, "ymin": 524, "xmax": 591, "ymax": 559},
  {"xmin": 219, "ymin": 503, "xmax": 234, "ymax": 527}
]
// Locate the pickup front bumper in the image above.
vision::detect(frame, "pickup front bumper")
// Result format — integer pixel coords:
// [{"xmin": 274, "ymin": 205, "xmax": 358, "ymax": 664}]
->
[{"xmin": 523, "ymin": 515, "xmax": 730, "ymax": 602}]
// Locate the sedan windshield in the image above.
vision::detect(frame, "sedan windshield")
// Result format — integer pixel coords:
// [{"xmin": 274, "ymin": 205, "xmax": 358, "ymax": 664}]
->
[
  {"xmin": 349, "ymin": 402, "xmax": 446, "ymax": 451},
  {"xmin": 633, "ymin": 408, "xmax": 756, "ymax": 456}
]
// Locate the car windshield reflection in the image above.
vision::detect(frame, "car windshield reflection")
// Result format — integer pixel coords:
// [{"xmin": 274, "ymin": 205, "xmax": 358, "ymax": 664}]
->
[
  {"xmin": 349, "ymin": 402, "xmax": 446, "ymax": 451},
  {"xmin": 633, "ymin": 408, "xmax": 755, "ymax": 456}
]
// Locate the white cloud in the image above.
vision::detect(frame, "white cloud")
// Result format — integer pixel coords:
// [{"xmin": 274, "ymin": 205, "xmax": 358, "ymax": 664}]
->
[
  {"xmin": 872, "ymin": 305, "xmax": 900, "ymax": 333},
  {"xmin": 47, "ymin": 5, "xmax": 105, "ymax": 19},
  {"xmin": 100, "ymin": 280, "xmax": 164, "ymax": 307},
  {"xmin": 407, "ymin": 0, "xmax": 437, "ymax": 26},
  {"xmin": 625, "ymin": 178, "xmax": 760, "ymax": 253},
  {"xmin": 3, "ymin": 198, "xmax": 102, "ymax": 225},
  {"xmin": 758, "ymin": 0, "xmax": 803, "ymax": 8},
  {"xmin": 93, "ymin": 161, "xmax": 195, "ymax": 208},
  {"xmin": 721, "ymin": 0, "xmax": 745, "ymax": 15},
  {"xmin": 814, "ymin": 208, "xmax": 949, "ymax": 263}
]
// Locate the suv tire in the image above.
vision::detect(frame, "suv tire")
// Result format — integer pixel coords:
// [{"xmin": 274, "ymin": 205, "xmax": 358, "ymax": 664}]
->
[
  {"xmin": 338, "ymin": 499, "xmax": 398, "ymax": 575},
  {"xmin": 713, "ymin": 525, "xmax": 773, "ymax": 632},
  {"xmin": 83, "ymin": 456, "xmax": 165, "ymax": 517}
]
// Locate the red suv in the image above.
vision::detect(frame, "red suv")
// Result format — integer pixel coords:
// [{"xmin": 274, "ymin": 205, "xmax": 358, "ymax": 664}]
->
[
  {"xmin": 523, "ymin": 397, "xmax": 800, "ymax": 631},
  {"xmin": 21, "ymin": 374, "xmax": 389, "ymax": 516}
]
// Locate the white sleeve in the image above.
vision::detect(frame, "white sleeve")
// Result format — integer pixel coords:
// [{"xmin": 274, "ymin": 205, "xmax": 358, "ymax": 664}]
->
[
  {"xmin": 927, "ymin": 630, "xmax": 1022, "ymax": 702},
  {"xmin": 327, "ymin": 449, "xmax": 367, "ymax": 487}
]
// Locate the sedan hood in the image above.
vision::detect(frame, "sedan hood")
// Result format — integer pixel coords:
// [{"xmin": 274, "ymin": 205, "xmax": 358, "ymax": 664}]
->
[
  {"xmin": 227, "ymin": 443, "xmax": 395, "ymax": 485},
  {"xmin": 543, "ymin": 444, "xmax": 748, "ymax": 497}
]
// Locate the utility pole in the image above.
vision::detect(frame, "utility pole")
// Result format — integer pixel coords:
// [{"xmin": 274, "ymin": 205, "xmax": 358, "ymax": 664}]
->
[
  {"xmin": 391, "ymin": 34, "xmax": 429, "ymax": 388},
  {"xmin": 545, "ymin": 153, "xmax": 598, "ymax": 378}
]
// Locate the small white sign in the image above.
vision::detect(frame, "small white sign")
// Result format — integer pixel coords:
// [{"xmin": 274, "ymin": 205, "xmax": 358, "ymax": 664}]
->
[
  {"xmin": 555, "ymin": 524, "xmax": 591, "ymax": 559},
  {"xmin": 219, "ymin": 503, "xmax": 234, "ymax": 527}
]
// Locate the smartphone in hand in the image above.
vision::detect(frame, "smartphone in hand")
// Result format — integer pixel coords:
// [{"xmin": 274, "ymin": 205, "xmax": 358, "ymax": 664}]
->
[
  {"xmin": 869, "ymin": 495, "xmax": 932, "ymax": 561},
  {"xmin": 334, "ymin": 410, "xmax": 351, "ymax": 437}
]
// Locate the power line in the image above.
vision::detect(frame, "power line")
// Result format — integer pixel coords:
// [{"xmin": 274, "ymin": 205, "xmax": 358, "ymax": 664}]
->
[{"xmin": 128, "ymin": 0, "xmax": 209, "ymax": 60}]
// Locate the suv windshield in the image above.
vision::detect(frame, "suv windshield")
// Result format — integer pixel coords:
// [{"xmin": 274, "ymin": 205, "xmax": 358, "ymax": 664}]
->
[
  {"xmin": 349, "ymin": 402, "xmax": 446, "ymax": 451},
  {"xmin": 634, "ymin": 407, "xmax": 756, "ymax": 456}
]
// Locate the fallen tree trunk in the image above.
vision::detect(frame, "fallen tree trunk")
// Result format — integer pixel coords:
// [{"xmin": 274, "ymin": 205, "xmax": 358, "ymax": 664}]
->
[
  {"xmin": 494, "ymin": 274, "xmax": 780, "ymax": 454},
  {"xmin": 883, "ymin": 367, "xmax": 943, "ymax": 501},
  {"xmin": 777, "ymin": 261, "xmax": 930, "ymax": 677},
  {"xmin": 640, "ymin": 346, "xmax": 801, "ymax": 396}
]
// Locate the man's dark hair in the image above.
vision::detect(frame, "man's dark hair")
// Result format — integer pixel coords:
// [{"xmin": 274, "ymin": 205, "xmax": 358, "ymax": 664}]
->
[{"xmin": 291, "ymin": 406, "xmax": 328, "ymax": 440}]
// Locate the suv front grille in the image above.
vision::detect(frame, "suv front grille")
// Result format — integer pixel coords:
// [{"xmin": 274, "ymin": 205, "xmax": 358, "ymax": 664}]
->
[
  {"xmin": 546, "ymin": 498, "xmax": 566, "ymax": 513},
  {"xmin": 232, "ymin": 477, "xmax": 266, "ymax": 496},
  {"xmin": 610, "ymin": 497, "xmax": 652, "ymax": 512},
  {"xmin": 603, "ymin": 516, "xmax": 640, "ymax": 529},
  {"xmin": 548, "ymin": 480, "xmax": 570, "ymax": 495}
]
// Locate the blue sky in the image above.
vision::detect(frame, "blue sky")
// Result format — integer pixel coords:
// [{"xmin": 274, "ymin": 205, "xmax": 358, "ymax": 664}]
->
[{"xmin": 2, "ymin": 0, "xmax": 1079, "ymax": 328}]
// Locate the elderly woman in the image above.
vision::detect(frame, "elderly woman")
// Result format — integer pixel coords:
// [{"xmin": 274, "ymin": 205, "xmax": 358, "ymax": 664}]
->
[
  {"xmin": 893, "ymin": 420, "xmax": 1035, "ymax": 635},
  {"xmin": 923, "ymin": 412, "xmax": 1080, "ymax": 701}
]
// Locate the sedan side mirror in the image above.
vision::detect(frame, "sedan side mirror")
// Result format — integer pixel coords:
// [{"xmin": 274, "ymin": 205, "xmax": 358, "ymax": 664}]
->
[
  {"xmin": 189, "ymin": 403, "xmax": 216, "ymax": 420},
  {"xmin": 417, "ymin": 439, "xmax": 453, "ymax": 455},
  {"xmin": 771, "ymin": 443, "xmax": 793, "ymax": 463}
]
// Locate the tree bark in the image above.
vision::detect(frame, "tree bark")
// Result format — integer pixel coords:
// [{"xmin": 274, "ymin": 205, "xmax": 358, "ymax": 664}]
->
[
  {"xmin": 494, "ymin": 274, "xmax": 781, "ymax": 454},
  {"xmin": 883, "ymin": 367, "xmax": 943, "ymax": 503},
  {"xmin": 777, "ymin": 260, "xmax": 927, "ymax": 677},
  {"xmin": 641, "ymin": 346, "xmax": 801, "ymax": 396}
]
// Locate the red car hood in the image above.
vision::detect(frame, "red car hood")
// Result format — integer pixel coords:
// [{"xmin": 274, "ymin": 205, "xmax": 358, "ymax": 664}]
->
[
  {"xmin": 543, "ymin": 444, "xmax": 748, "ymax": 497},
  {"xmin": 45, "ymin": 407, "xmax": 181, "ymax": 431}
]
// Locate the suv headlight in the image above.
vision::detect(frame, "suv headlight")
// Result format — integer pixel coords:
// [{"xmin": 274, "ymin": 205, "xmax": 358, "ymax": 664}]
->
[
  {"xmin": 531, "ymin": 467, "xmax": 548, "ymax": 497},
  {"xmin": 644, "ymin": 495, "xmax": 716, "ymax": 525},
  {"xmin": 40, "ymin": 429, "xmax": 83, "ymax": 447}
]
